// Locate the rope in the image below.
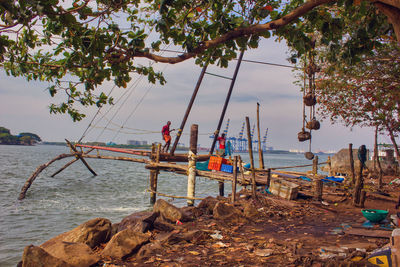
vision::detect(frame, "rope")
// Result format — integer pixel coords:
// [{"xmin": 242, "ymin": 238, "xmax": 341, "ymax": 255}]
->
[{"xmin": 146, "ymin": 188, "xmax": 204, "ymax": 200}]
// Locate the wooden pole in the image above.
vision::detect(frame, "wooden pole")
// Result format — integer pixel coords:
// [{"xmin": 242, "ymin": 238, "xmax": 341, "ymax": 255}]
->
[
  {"xmin": 312, "ymin": 156, "xmax": 318, "ymax": 175},
  {"xmin": 187, "ymin": 124, "xmax": 198, "ymax": 206},
  {"xmin": 246, "ymin": 116, "xmax": 257, "ymax": 199},
  {"xmin": 18, "ymin": 153, "xmax": 75, "ymax": 200},
  {"xmin": 170, "ymin": 64, "xmax": 208, "ymax": 155},
  {"xmin": 210, "ymin": 50, "xmax": 245, "ymax": 155},
  {"xmin": 51, "ymin": 148, "xmax": 95, "ymax": 177},
  {"xmin": 327, "ymin": 156, "xmax": 332, "ymax": 176},
  {"xmin": 238, "ymin": 155, "xmax": 246, "ymax": 185},
  {"xmin": 149, "ymin": 144, "xmax": 158, "ymax": 204},
  {"xmin": 314, "ymin": 179, "xmax": 323, "ymax": 201},
  {"xmin": 349, "ymin": 143, "xmax": 355, "ymax": 185},
  {"xmin": 219, "ymin": 181, "xmax": 224, "ymax": 197},
  {"xmin": 256, "ymin": 102, "xmax": 265, "ymax": 169},
  {"xmin": 360, "ymin": 190, "xmax": 367, "ymax": 208},
  {"xmin": 231, "ymin": 156, "xmax": 238, "ymax": 203},
  {"xmin": 65, "ymin": 139, "xmax": 97, "ymax": 176},
  {"xmin": 266, "ymin": 168, "xmax": 271, "ymax": 189},
  {"xmin": 353, "ymin": 162, "xmax": 364, "ymax": 206}
]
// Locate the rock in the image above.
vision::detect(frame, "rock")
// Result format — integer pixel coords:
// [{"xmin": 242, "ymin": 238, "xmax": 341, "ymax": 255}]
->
[
  {"xmin": 41, "ymin": 218, "xmax": 112, "ymax": 249},
  {"xmin": 153, "ymin": 217, "xmax": 176, "ymax": 232},
  {"xmin": 21, "ymin": 245, "xmax": 72, "ymax": 267},
  {"xmin": 155, "ymin": 230, "xmax": 184, "ymax": 245},
  {"xmin": 213, "ymin": 202, "xmax": 246, "ymax": 224},
  {"xmin": 101, "ymin": 229, "xmax": 150, "ymax": 259},
  {"xmin": 136, "ymin": 240, "xmax": 163, "ymax": 259},
  {"xmin": 197, "ymin": 196, "xmax": 219, "ymax": 214},
  {"xmin": 243, "ymin": 201, "xmax": 260, "ymax": 218},
  {"xmin": 118, "ymin": 211, "xmax": 159, "ymax": 233},
  {"xmin": 153, "ymin": 199, "xmax": 186, "ymax": 223},
  {"xmin": 181, "ymin": 230, "xmax": 208, "ymax": 243},
  {"xmin": 41, "ymin": 241, "xmax": 100, "ymax": 267}
]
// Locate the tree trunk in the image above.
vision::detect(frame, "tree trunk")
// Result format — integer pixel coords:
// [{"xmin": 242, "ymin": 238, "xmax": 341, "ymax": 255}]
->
[
  {"xmin": 374, "ymin": 2, "xmax": 400, "ymax": 46},
  {"xmin": 387, "ymin": 125, "xmax": 400, "ymax": 164}
]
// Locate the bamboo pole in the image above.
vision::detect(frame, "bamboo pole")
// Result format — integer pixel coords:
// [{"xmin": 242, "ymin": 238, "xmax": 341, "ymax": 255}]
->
[
  {"xmin": 231, "ymin": 156, "xmax": 238, "ymax": 203},
  {"xmin": 187, "ymin": 124, "xmax": 198, "ymax": 206},
  {"xmin": 210, "ymin": 50, "xmax": 245, "ymax": 155},
  {"xmin": 65, "ymin": 139, "xmax": 97, "ymax": 176},
  {"xmin": 256, "ymin": 102, "xmax": 265, "ymax": 169},
  {"xmin": 170, "ymin": 64, "xmax": 208, "ymax": 155},
  {"xmin": 246, "ymin": 116, "xmax": 257, "ymax": 199},
  {"xmin": 349, "ymin": 143, "xmax": 355, "ymax": 185}
]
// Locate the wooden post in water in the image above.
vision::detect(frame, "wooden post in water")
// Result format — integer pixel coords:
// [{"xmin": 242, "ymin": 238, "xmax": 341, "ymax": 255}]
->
[
  {"xmin": 231, "ymin": 156, "xmax": 238, "ymax": 203},
  {"xmin": 256, "ymin": 102, "xmax": 265, "ymax": 169},
  {"xmin": 219, "ymin": 182, "xmax": 224, "ymax": 197},
  {"xmin": 149, "ymin": 144, "xmax": 159, "ymax": 205},
  {"xmin": 246, "ymin": 116, "xmax": 257, "ymax": 199},
  {"xmin": 349, "ymin": 143, "xmax": 355, "ymax": 185},
  {"xmin": 187, "ymin": 124, "xmax": 198, "ymax": 206},
  {"xmin": 312, "ymin": 156, "xmax": 318, "ymax": 175}
]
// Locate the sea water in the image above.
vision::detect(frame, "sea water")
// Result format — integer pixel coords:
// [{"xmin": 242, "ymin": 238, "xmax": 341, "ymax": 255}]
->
[{"xmin": 0, "ymin": 144, "xmax": 329, "ymax": 266}]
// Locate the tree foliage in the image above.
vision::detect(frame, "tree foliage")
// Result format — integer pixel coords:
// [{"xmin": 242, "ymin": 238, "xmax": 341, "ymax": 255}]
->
[
  {"xmin": 0, "ymin": 0, "xmax": 398, "ymax": 120},
  {"xmin": 315, "ymin": 41, "xmax": 400, "ymax": 156}
]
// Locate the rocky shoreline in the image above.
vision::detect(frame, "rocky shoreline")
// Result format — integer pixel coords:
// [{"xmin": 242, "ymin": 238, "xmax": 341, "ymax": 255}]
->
[{"xmin": 20, "ymin": 184, "xmax": 398, "ymax": 266}]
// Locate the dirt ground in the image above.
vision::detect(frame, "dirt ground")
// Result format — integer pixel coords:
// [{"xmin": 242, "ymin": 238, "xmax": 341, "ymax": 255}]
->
[{"xmin": 99, "ymin": 174, "xmax": 400, "ymax": 267}]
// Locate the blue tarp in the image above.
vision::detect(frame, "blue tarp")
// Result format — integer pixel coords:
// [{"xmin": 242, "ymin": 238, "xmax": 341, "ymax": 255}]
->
[{"xmin": 322, "ymin": 176, "xmax": 345, "ymax": 183}]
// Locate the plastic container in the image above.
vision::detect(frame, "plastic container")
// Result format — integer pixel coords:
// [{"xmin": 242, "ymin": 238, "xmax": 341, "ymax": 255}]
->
[
  {"xmin": 208, "ymin": 156, "xmax": 223, "ymax": 171},
  {"xmin": 221, "ymin": 164, "xmax": 233, "ymax": 173},
  {"xmin": 361, "ymin": 209, "xmax": 389, "ymax": 223}
]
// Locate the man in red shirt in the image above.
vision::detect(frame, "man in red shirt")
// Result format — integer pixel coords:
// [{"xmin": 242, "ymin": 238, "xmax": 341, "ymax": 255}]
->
[
  {"xmin": 217, "ymin": 133, "xmax": 226, "ymax": 156},
  {"xmin": 161, "ymin": 121, "xmax": 175, "ymax": 152}
]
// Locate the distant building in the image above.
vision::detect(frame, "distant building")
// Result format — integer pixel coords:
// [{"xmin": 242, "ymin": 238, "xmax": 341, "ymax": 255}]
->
[{"xmin": 127, "ymin": 140, "xmax": 148, "ymax": 146}]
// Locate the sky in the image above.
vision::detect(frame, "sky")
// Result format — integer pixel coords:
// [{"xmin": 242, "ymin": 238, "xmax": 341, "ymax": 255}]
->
[{"xmin": 0, "ymin": 38, "xmax": 385, "ymax": 152}]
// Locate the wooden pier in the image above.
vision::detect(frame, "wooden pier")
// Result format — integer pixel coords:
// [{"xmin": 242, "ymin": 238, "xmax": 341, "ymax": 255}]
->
[{"xmin": 18, "ymin": 123, "xmax": 330, "ymax": 205}]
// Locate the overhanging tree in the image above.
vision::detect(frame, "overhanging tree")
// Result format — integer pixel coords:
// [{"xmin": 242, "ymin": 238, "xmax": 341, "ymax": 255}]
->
[
  {"xmin": 0, "ymin": 0, "xmax": 398, "ymax": 120},
  {"xmin": 315, "ymin": 41, "xmax": 400, "ymax": 162}
]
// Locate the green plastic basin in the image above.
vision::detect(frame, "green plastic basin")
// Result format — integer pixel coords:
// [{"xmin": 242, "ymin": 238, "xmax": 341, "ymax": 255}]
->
[{"xmin": 361, "ymin": 209, "xmax": 389, "ymax": 223}]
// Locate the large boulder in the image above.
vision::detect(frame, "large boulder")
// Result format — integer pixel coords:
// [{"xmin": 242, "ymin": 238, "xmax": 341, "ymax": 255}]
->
[
  {"xmin": 21, "ymin": 245, "xmax": 72, "ymax": 267},
  {"xmin": 41, "ymin": 218, "xmax": 111, "ymax": 249},
  {"xmin": 136, "ymin": 241, "xmax": 164, "ymax": 259},
  {"xmin": 101, "ymin": 229, "xmax": 150, "ymax": 259},
  {"xmin": 197, "ymin": 196, "xmax": 219, "ymax": 215},
  {"xmin": 153, "ymin": 199, "xmax": 187, "ymax": 223},
  {"xmin": 41, "ymin": 241, "xmax": 100, "ymax": 267},
  {"xmin": 118, "ymin": 211, "xmax": 159, "ymax": 233},
  {"xmin": 213, "ymin": 202, "xmax": 246, "ymax": 224}
]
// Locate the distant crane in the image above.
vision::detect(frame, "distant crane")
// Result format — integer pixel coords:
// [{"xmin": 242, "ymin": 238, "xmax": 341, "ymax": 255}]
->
[{"xmin": 262, "ymin": 128, "xmax": 269, "ymax": 152}]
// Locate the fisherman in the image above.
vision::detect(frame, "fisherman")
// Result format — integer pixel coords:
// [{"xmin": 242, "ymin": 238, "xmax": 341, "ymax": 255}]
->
[
  {"xmin": 217, "ymin": 133, "xmax": 226, "ymax": 156},
  {"xmin": 161, "ymin": 121, "xmax": 175, "ymax": 153}
]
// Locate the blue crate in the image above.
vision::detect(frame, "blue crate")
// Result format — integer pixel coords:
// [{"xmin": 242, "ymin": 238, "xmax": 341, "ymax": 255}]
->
[{"xmin": 220, "ymin": 164, "xmax": 233, "ymax": 173}]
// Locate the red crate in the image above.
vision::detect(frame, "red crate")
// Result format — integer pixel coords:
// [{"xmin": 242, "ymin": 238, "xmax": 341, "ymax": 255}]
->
[{"xmin": 208, "ymin": 156, "xmax": 223, "ymax": 171}]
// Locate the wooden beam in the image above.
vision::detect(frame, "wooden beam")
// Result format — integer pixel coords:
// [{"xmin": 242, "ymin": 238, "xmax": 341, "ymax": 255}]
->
[{"xmin": 65, "ymin": 139, "xmax": 97, "ymax": 176}]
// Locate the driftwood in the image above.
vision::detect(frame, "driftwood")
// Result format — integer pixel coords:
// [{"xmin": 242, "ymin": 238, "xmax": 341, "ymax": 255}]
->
[{"xmin": 18, "ymin": 153, "xmax": 75, "ymax": 200}]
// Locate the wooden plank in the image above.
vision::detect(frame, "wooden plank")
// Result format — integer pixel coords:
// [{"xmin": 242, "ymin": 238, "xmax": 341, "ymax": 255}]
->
[{"xmin": 344, "ymin": 228, "xmax": 391, "ymax": 239}]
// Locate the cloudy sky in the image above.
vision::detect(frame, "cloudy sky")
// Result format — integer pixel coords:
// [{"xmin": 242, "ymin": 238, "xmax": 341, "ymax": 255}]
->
[{"xmin": 0, "ymin": 37, "xmax": 383, "ymax": 152}]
